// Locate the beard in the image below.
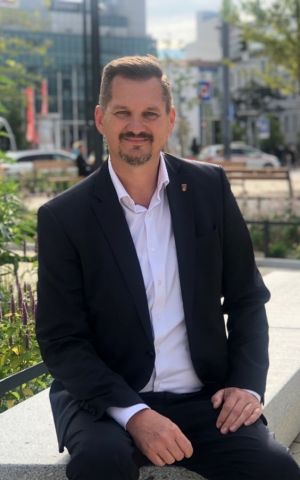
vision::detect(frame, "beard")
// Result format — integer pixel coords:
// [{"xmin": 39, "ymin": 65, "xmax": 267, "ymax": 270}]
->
[
  {"xmin": 118, "ymin": 132, "xmax": 153, "ymax": 166},
  {"xmin": 118, "ymin": 149, "xmax": 152, "ymax": 166}
]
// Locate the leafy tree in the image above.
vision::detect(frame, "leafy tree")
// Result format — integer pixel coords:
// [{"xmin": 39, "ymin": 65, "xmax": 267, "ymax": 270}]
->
[
  {"xmin": 0, "ymin": 8, "xmax": 49, "ymax": 148},
  {"xmin": 233, "ymin": 0, "xmax": 300, "ymax": 94},
  {"xmin": 231, "ymin": 80, "xmax": 285, "ymax": 147}
]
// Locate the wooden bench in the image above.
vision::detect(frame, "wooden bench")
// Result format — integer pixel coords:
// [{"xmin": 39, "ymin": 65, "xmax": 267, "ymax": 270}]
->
[
  {"xmin": 200, "ymin": 159, "xmax": 293, "ymax": 198},
  {"xmin": 225, "ymin": 167, "xmax": 293, "ymax": 198},
  {"xmin": 32, "ymin": 160, "xmax": 79, "ymax": 193}
]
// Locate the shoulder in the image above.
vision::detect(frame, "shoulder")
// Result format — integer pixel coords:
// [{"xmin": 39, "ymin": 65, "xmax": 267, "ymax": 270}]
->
[
  {"xmin": 37, "ymin": 166, "xmax": 104, "ymax": 228},
  {"xmin": 41, "ymin": 166, "xmax": 101, "ymax": 211},
  {"xmin": 163, "ymin": 152, "xmax": 225, "ymax": 184}
]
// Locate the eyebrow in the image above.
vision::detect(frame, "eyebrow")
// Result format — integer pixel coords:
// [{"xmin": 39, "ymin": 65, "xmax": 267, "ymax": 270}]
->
[{"xmin": 111, "ymin": 105, "xmax": 161, "ymax": 112}]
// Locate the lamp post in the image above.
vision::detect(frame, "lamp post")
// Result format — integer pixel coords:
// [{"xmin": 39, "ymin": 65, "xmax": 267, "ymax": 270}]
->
[
  {"xmin": 221, "ymin": 0, "xmax": 232, "ymax": 160},
  {"xmin": 83, "ymin": 0, "xmax": 103, "ymax": 167},
  {"xmin": 90, "ymin": 0, "xmax": 103, "ymax": 167}
]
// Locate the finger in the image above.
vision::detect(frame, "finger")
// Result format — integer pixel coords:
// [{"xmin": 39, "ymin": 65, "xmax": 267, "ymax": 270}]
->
[
  {"xmin": 216, "ymin": 395, "xmax": 239, "ymax": 429},
  {"xmin": 167, "ymin": 442, "xmax": 185, "ymax": 462},
  {"xmin": 175, "ymin": 431, "xmax": 194, "ymax": 458},
  {"xmin": 223, "ymin": 401, "xmax": 261, "ymax": 433},
  {"xmin": 225, "ymin": 401, "xmax": 257, "ymax": 433},
  {"xmin": 160, "ymin": 449, "xmax": 176, "ymax": 465},
  {"xmin": 149, "ymin": 452, "xmax": 166, "ymax": 467},
  {"xmin": 244, "ymin": 406, "xmax": 262, "ymax": 427},
  {"xmin": 218, "ymin": 398, "xmax": 250, "ymax": 433},
  {"xmin": 211, "ymin": 389, "xmax": 225, "ymax": 409}
]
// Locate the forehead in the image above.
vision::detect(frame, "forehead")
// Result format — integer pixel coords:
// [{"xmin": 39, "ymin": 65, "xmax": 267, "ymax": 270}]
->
[{"xmin": 108, "ymin": 75, "xmax": 166, "ymax": 109}]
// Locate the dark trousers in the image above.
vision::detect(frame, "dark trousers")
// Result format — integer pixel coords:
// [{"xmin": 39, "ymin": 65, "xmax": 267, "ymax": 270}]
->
[{"xmin": 64, "ymin": 390, "xmax": 300, "ymax": 480}]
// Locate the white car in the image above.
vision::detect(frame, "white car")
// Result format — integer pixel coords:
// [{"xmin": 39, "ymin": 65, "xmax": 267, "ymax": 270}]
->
[
  {"xmin": 199, "ymin": 143, "xmax": 280, "ymax": 168},
  {"xmin": 1, "ymin": 149, "xmax": 77, "ymax": 177}
]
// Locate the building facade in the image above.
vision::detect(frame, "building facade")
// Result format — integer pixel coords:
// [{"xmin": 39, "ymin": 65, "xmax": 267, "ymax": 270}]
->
[{"xmin": 1, "ymin": 0, "xmax": 156, "ymax": 148}]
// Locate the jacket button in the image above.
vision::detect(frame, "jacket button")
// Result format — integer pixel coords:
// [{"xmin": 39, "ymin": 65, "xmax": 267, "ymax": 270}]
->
[{"xmin": 147, "ymin": 350, "xmax": 155, "ymax": 358}]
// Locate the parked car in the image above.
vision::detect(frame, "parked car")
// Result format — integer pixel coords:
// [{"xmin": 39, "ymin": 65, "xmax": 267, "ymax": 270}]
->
[
  {"xmin": 1, "ymin": 149, "xmax": 77, "ymax": 177},
  {"xmin": 199, "ymin": 142, "xmax": 280, "ymax": 168}
]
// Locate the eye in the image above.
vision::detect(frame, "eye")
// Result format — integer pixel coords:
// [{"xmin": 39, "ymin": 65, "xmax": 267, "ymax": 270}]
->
[
  {"xmin": 143, "ymin": 111, "xmax": 159, "ymax": 120},
  {"xmin": 114, "ymin": 111, "xmax": 130, "ymax": 118}
]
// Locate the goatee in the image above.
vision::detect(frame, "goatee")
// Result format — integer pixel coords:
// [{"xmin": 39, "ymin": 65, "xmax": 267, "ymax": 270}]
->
[{"xmin": 118, "ymin": 150, "xmax": 152, "ymax": 166}]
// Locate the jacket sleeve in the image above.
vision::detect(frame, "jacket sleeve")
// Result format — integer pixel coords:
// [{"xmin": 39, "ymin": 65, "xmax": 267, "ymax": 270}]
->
[
  {"xmin": 220, "ymin": 167, "xmax": 270, "ymax": 397},
  {"xmin": 36, "ymin": 204, "xmax": 143, "ymax": 418}
]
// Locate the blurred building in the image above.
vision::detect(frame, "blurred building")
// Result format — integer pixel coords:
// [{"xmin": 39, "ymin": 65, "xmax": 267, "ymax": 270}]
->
[
  {"xmin": 166, "ymin": 11, "xmax": 222, "ymax": 153},
  {"xmin": 1, "ymin": 0, "xmax": 156, "ymax": 148},
  {"xmin": 229, "ymin": 30, "xmax": 300, "ymax": 149},
  {"xmin": 184, "ymin": 11, "xmax": 221, "ymax": 62}
]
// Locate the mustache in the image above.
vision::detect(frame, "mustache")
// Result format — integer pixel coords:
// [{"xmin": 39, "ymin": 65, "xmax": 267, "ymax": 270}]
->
[{"xmin": 119, "ymin": 132, "xmax": 153, "ymax": 142}]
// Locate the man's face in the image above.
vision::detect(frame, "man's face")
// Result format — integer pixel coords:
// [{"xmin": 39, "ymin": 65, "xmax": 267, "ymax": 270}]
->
[{"xmin": 95, "ymin": 76, "xmax": 175, "ymax": 167}]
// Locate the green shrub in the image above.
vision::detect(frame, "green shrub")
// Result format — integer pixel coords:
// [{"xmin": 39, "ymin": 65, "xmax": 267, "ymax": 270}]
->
[
  {"xmin": 0, "ymin": 278, "xmax": 52, "ymax": 411},
  {"xmin": 0, "ymin": 174, "xmax": 51, "ymax": 411}
]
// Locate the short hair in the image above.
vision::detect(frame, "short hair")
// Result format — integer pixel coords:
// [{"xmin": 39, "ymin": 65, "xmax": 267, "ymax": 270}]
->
[{"xmin": 99, "ymin": 55, "xmax": 173, "ymax": 113}]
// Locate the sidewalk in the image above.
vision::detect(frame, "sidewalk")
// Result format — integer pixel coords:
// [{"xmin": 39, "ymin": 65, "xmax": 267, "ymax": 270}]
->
[
  {"xmin": 262, "ymin": 269, "xmax": 300, "ymax": 465},
  {"xmin": 0, "ymin": 268, "xmax": 299, "ymax": 478}
]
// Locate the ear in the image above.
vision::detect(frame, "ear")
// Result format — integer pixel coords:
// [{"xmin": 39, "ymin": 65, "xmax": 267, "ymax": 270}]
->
[
  {"xmin": 168, "ymin": 106, "xmax": 176, "ymax": 134},
  {"xmin": 95, "ymin": 105, "xmax": 105, "ymax": 135}
]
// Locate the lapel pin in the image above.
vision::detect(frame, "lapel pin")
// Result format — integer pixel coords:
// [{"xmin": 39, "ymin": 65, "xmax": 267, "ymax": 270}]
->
[{"xmin": 181, "ymin": 183, "xmax": 188, "ymax": 192}]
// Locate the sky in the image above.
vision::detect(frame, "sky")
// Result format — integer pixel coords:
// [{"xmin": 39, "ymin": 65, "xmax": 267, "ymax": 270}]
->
[{"xmin": 146, "ymin": 0, "xmax": 222, "ymax": 49}]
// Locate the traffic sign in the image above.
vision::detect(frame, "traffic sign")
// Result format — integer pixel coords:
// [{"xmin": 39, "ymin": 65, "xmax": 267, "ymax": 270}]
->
[
  {"xmin": 256, "ymin": 116, "xmax": 270, "ymax": 139},
  {"xmin": 198, "ymin": 81, "xmax": 212, "ymax": 101}
]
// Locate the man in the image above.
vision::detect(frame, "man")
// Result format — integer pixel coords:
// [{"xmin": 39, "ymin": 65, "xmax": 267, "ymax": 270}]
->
[
  {"xmin": 36, "ymin": 56, "xmax": 300, "ymax": 480},
  {"xmin": 73, "ymin": 141, "xmax": 91, "ymax": 177}
]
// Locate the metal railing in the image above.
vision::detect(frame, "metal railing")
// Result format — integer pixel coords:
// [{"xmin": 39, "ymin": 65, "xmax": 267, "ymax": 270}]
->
[
  {"xmin": 246, "ymin": 220, "xmax": 300, "ymax": 257},
  {"xmin": 1, "ymin": 219, "xmax": 299, "ymax": 397},
  {"xmin": 0, "ymin": 362, "xmax": 48, "ymax": 396}
]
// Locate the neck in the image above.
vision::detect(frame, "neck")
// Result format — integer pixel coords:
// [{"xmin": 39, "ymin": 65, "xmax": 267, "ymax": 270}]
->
[{"xmin": 111, "ymin": 156, "xmax": 160, "ymax": 208}]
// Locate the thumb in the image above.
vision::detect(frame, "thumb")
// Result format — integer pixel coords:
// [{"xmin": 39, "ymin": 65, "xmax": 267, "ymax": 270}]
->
[{"xmin": 211, "ymin": 389, "xmax": 225, "ymax": 409}]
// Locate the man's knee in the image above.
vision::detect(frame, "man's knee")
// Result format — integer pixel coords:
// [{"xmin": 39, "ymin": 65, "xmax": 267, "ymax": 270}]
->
[
  {"xmin": 66, "ymin": 433, "xmax": 140, "ymax": 480},
  {"xmin": 263, "ymin": 447, "xmax": 300, "ymax": 480},
  {"xmin": 247, "ymin": 438, "xmax": 300, "ymax": 480}
]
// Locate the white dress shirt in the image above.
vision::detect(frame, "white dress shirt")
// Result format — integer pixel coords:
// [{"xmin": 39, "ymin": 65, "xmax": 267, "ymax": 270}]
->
[
  {"xmin": 106, "ymin": 154, "xmax": 259, "ymax": 429},
  {"xmin": 106, "ymin": 155, "xmax": 202, "ymax": 428}
]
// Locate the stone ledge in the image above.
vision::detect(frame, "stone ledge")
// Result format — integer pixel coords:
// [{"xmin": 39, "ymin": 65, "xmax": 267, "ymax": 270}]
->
[
  {"xmin": 0, "ymin": 465, "xmax": 203, "ymax": 480},
  {"xmin": 0, "ymin": 389, "xmax": 205, "ymax": 480},
  {"xmin": 1, "ymin": 270, "xmax": 299, "ymax": 479}
]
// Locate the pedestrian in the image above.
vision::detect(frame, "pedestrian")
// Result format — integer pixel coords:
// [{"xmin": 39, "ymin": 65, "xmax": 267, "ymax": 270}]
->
[
  {"xmin": 190, "ymin": 137, "xmax": 200, "ymax": 156},
  {"xmin": 36, "ymin": 55, "xmax": 300, "ymax": 480},
  {"xmin": 73, "ymin": 140, "xmax": 91, "ymax": 177}
]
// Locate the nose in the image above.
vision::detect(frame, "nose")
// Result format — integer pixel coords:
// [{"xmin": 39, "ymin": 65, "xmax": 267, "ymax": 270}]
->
[{"xmin": 126, "ymin": 115, "xmax": 145, "ymax": 134}]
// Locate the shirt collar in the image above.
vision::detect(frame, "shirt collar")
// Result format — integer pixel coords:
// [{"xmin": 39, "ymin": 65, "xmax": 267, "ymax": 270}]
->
[{"xmin": 108, "ymin": 153, "xmax": 169, "ymax": 209}]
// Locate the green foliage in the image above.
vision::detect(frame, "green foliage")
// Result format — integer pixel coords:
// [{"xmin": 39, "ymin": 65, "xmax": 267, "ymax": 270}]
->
[
  {"xmin": 0, "ymin": 178, "xmax": 37, "ymax": 274},
  {"xmin": 0, "ymin": 8, "xmax": 50, "ymax": 147},
  {"xmin": 233, "ymin": 0, "xmax": 300, "ymax": 93},
  {"xmin": 232, "ymin": 121, "xmax": 247, "ymax": 141},
  {"xmin": 249, "ymin": 217, "xmax": 300, "ymax": 258},
  {"xmin": 0, "ymin": 174, "xmax": 50, "ymax": 411},
  {"xmin": 0, "ymin": 278, "xmax": 51, "ymax": 412},
  {"xmin": 259, "ymin": 116, "xmax": 285, "ymax": 153}
]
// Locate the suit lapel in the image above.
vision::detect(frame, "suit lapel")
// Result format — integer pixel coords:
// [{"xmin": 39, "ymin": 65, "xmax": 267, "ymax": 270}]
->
[
  {"xmin": 90, "ymin": 163, "xmax": 153, "ymax": 344},
  {"xmin": 165, "ymin": 154, "xmax": 196, "ymax": 327}
]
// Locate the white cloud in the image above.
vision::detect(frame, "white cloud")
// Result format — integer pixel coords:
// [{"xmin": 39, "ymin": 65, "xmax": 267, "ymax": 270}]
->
[{"xmin": 147, "ymin": 0, "xmax": 222, "ymax": 47}]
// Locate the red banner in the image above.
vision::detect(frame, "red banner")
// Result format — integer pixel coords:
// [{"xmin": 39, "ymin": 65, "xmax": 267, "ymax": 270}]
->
[
  {"xmin": 25, "ymin": 86, "xmax": 38, "ymax": 144},
  {"xmin": 41, "ymin": 78, "xmax": 49, "ymax": 116}
]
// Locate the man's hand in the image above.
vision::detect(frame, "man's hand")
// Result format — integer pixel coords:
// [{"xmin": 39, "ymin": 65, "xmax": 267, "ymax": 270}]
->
[
  {"xmin": 126, "ymin": 409, "xmax": 193, "ymax": 466},
  {"xmin": 211, "ymin": 387, "xmax": 262, "ymax": 434}
]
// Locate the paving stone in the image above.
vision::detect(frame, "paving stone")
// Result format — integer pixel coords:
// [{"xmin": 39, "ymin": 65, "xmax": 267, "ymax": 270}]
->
[{"xmin": 1, "ymin": 268, "xmax": 300, "ymax": 479}]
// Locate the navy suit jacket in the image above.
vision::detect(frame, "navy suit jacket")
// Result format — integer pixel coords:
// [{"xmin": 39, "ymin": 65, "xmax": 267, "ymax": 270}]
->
[{"xmin": 36, "ymin": 153, "xmax": 270, "ymax": 451}]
